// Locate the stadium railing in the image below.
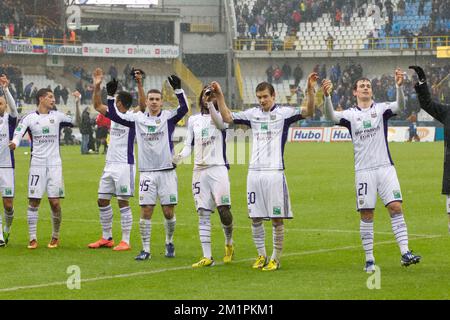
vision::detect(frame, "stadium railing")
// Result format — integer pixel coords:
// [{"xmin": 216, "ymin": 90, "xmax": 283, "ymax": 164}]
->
[{"xmin": 233, "ymin": 35, "xmax": 450, "ymax": 52}]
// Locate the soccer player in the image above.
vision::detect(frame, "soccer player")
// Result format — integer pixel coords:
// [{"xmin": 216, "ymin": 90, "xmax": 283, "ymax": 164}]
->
[
  {"xmin": 322, "ymin": 69, "xmax": 421, "ymax": 272},
  {"xmin": 9, "ymin": 87, "xmax": 78, "ymax": 249},
  {"xmin": 174, "ymin": 82, "xmax": 234, "ymax": 268},
  {"xmin": 0, "ymin": 74, "xmax": 17, "ymax": 247},
  {"xmin": 87, "ymin": 68, "xmax": 136, "ymax": 251},
  {"xmin": 217, "ymin": 73, "xmax": 317, "ymax": 271},
  {"xmin": 410, "ymin": 65, "xmax": 450, "ymax": 233},
  {"xmin": 106, "ymin": 73, "xmax": 189, "ymax": 261}
]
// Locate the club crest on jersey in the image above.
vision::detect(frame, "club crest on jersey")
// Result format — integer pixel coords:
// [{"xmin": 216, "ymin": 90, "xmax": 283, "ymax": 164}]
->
[
  {"xmin": 201, "ymin": 128, "xmax": 209, "ymax": 138},
  {"xmin": 273, "ymin": 206, "xmax": 281, "ymax": 215},
  {"xmin": 261, "ymin": 123, "xmax": 268, "ymax": 131},
  {"xmin": 148, "ymin": 126, "xmax": 156, "ymax": 133},
  {"xmin": 50, "ymin": 119, "xmax": 55, "ymax": 124},
  {"xmin": 363, "ymin": 120, "xmax": 371, "ymax": 129},
  {"xmin": 270, "ymin": 115, "xmax": 276, "ymax": 120},
  {"xmin": 371, "ymin": 112, "xmax": 377, "ymax": 118},
  {"xmin": 42, "ymin": 126, "xmax": 50, "ymax": 134},
  {"xmin": 393, "ymin": 190, "xmax": 401, "ymax": 199},
  {"xmin": 155, "ymin": 119, "xmax": 161, "ymax": 124},
  {"xmin": 5, "ymin": 188, "xmax": 12, "ymax": 196}
]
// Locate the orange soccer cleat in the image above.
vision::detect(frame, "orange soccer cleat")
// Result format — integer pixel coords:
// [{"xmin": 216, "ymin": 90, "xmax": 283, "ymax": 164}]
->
[
  {"xmin": 47, "ymin": 237, "xmax": 59, "ymax": 249},
  {"xmin": 88, "ymin": 238, "xmax": 115, "ymax": 249},
  {"xmin": 27, "ymin": 239, "xmax": 38, "ymax": 249},
  {"xmin": 113, "ymin": 241, "xmax": 131, "ymax": 251}
]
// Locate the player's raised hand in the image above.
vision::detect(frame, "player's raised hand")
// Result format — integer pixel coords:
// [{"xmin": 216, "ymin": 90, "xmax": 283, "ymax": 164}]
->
[
  {"xmin": 395, "ymin": 68, "xmax": 404, "ymax": 87},
  {"xmin": 8, "ymin": 141, "xmax": 16, "ymax": 151},
  {"xmin": 0, "ymin": 74, "xmax": 9, "ymax": 88},
  {"xmin": 307, "ymin": 72, "xmax": 319, "ymax": 92},
  {"xmin": 321, "ymin": 79, "xmax": 333, "ymax": 97},
  {"xmin": 132, "ymin": 68, "xmax": 145, "ymax": 85},
  {"xmin": 106, "ymin": 79, "xmax": 118, "ymax": 96},
  {"xmin": 210, "ymin": 81, "xmax": 223, "ymax": 97},
  {"xmin": 72, "ymin": 90, "xmax": 81, "ymax": 101},
  {"xmin": 93, "ymin": 68, "xmax": 104, "ymax": 87},
  {"xmin": 168, "ymin": 75, "xmax": 181, "ymax": 90},
  {"xmin": 408, "ymin": 65, "xmax": 426, "ymax": 83}
]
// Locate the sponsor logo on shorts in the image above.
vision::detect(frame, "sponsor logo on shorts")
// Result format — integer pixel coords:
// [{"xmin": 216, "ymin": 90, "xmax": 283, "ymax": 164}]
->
[
  {"xmin": 261, "ymin": 123, "xmax": 268, "ymax": 131},
  {"xmin": 363, "ymin": 120, "xmax": 372, "ymax": 129},
  {"xmin": 148, "ymin": 126, "xmax": 156, "ymax": 133},
  {"xmin": 30, "ymin": 189, "xmax": 35, "ymax": 194},
  {"xmin": 359, "ymin": 198, "xmax": 365, "ymax": 206},
  {"xmin": 221, "ymin": 195, "xmax": 230, "ymax": 205},
  {"xmin": 140, "ymin": 196, "xmax": 144, "ymax": 201},
  {"xmin": 42, "ymin": 126, "xmax": 50, "ymax": 134},
  {"xmin": 273, "ymin": 206, "xmax": 281, "ymax": 215},
  {"xmin": 5, "ymin": 188, "xmax": 12, "ymax": 196},
  {"xmin": 170, "ymin": 194, "xmax": 177, "ymax": 203},
  {"xmin": 201, "ymin": 128, "xmax": 209, "ymax": 138},
  {"xmin": 393, "ymin": 190, "xmax": 401, "ymax": 199},
  {"xmin": 59, "ymin": 188, "xmax": 64, "ymax": 196},
  {"xmin": 120, "ymin": 185, "xmax": 128, "ymax": 193}
]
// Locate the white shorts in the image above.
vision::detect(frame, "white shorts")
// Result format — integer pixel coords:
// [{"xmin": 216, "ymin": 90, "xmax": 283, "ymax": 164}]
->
[
  {"xmin": 0, "ymin": 168, "xmax": 14, "ymax": 198},
  {"xmin": 28, "ymin": 166, "xmax": 64, "ymax": 199},
  {"xmin": 355, "ymin": 165, "xmax": 402, "ymax": 211},
  {"xmin": 98, "ymin": 163, "xmax": 136, "ymax": 200},
  {"xmin": 247, "ymin": 170, "xmax": 293, "ymax": 219},
  {"xmin": 192, "ymin": 166, "xmax": 231, "ymax": 212},
  {"xmin": 139, "ymin": 170, "xmax": 178, "ymax": 206}
]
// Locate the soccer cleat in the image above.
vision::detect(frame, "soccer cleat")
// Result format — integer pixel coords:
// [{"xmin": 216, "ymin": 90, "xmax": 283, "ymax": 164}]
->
[
  {"xmin": 47, "ymin": 237, "xmax": 59, "ymax": 249},
  {"xmin": 0, "ymin": 240, "xmax": 5, "ymax": 248},
  {"xmin": 401, "ymin": 251, "xmax": 421, "ymax": 267},
  {"xmin": 223, "ymin": 244, "xmax": 234, "ymax": 263},
  {"xmin": 165, "ymin": 242, "xmax": 175, "ymax": 258},
  {"xmin": 27, "ymin": 239, "xmax": 38, "ymax": 249},
  {"xmin": 262, "ymin": 259, "xmax": 280, "ymax": 271},
  {"xmin": 252, "ymin": 255, "xmax": 267, "ymax": 269},
  {"xmin": 135, "ymin": 250, "xmax": 151, "ymax": 261},
  {"xmin": 88, "ymin": 238, "xmax": 114, "ymax": 249},
  {"xmin": 364, "ymin": 260, "xmax": 376, "ymax": 273},
  {"xmin": 113, "ymin": 241, "xmax": 131, "ymax": 251},
  {"xmin": 192, "ymin": 257, "xmax": 215, "ymax": 268}
]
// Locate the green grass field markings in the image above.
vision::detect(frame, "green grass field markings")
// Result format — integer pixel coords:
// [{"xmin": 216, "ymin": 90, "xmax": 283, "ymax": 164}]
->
[{"xmin": 0, "ymin": 234, "xmax": 441, "ymax": 293}]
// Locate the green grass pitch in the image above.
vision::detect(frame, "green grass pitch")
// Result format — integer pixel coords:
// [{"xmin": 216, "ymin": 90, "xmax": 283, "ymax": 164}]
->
[{"xmin": 0, "ymin": 141, "xmax": 449, "ymax": 299}]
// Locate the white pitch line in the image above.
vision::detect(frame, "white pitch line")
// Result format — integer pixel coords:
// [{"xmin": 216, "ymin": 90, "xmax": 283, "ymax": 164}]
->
[
  {"xmin": 0, "ymin": 234, "xmax": 441, "ymax": 293},
  {"xmin": 12, "ymin": 217, "xmax": 441, "ymax": 238}
]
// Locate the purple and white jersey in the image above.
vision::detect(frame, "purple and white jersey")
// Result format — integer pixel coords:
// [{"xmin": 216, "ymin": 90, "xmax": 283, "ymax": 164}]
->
[
  {"xmin": 232, "ymin": 105, "xmax": 303, "ymax": 171},
  {"xmin": 12, "ymin": 110, "xmax": 74, "ymax": 167},
  {"xmin": 105, "ymin": 98, "xmax": 136, "ymax": 165},
  {"xmin": 107, "ymin": 89, "xmax": 188, "ymax": 172},
  {"xmin": 334, "ymin": 102, "xmax": 399, "ymax": 172},
  {"xmin": 0, "ymin": 88, "xmax": 18, "ymax": 168},
  {"xmin": 185, "ymin": 113, "xmax": 229, "ymax": 170}
]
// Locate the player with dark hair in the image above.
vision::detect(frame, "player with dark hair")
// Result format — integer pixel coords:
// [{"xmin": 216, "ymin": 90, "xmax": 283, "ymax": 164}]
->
[
  {"xmin": 217, "ymin": 73, "xmax": 317, "ymax": 271},
  {"xmin": 323, "ymin": 69, "xmax": 421, "ymax": 272},
  {"xmin": 88, "ymin": 68, "xmax": 137, "ymax": 252},
  {"xmin": 0, "ymin": 74, "xmax": 17, "ymax": 247},
  {"xmin": 174, "ymin": 82, "xmax": 234, "ymax": 267},
  {"xmin": 10, "ymin": 85, "xmax": 79, "ymax": 249},
  {"xmin": 107, "ymin": 71, "xmax": 189, "ymax": 261}
]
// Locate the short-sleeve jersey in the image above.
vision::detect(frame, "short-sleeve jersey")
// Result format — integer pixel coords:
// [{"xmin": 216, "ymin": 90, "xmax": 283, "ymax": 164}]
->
[
  {"xmin": 12, "ymin": 110, "xmax": 74, "ymax": 167},
  {"xmin": 232, "ymin": 105, "xmax": 303, "ymax": 171}
]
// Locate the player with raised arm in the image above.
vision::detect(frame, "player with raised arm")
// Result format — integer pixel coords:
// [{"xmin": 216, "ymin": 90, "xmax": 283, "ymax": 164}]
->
[
  {"xmin": 322, "ymin": 69, "xmax": 421, "ymax": 272},
  {"xmin": 9, "ymin": 86, "xmax": 79, "ymax": 249},
  {"xmin": 87, "ymin": 68, "xmax": 136, "ymax": 251},
  {"xmin": 217, "ymin": 73, "xmax": 317, "ymax": 271},
  {"xmin": 106, "ymin": 73, "xmax": 189, "ymax": 261},
  {"xmin": 0, "ymin": 74, "xmax": 18, "ymax": 247},
  {"xmin": 174, "ymin": 82, "xmax": 234, "ymax": 268}
]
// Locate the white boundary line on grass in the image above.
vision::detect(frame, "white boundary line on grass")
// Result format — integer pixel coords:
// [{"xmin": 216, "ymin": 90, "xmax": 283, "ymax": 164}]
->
[
  {"xmin": 14, "ymin": 217, "xmax": 441, "ymax": 238},
  {"xmin": 0, "ymin": 234, "xmax": 442, "ymax": 293}
]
